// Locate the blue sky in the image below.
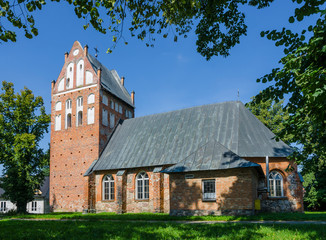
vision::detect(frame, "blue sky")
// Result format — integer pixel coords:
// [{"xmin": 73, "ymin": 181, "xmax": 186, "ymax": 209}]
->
[{"xmin": 0, "ymin": 0, "xmax": 318, "ymax": 173}]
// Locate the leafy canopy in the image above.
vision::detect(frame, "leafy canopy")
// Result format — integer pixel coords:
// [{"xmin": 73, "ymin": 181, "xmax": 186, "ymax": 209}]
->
[
  {"xmin": 0, "ymin": 0, "xmax": 274, "ymax": 60},
  {"xmin": 0, "ymin": 81, "xmax": 50, "ymax": 213}
]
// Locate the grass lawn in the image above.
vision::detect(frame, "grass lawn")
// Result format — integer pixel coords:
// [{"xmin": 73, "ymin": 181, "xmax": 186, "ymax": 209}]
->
[
  {"xmin": 0, "ymin": 220, "xmax": 325, "ymax": 240},
  {"xmin": 1, "ymin": 211, "xmax": 326, "ymax": 221}
]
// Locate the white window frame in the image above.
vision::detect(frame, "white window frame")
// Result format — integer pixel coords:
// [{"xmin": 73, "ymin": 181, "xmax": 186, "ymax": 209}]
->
[
  {"xmin": 269, "ymin": 171, "xmax": 284, "ymax": 197},
  {"xmin": 102, "ymin": 175, "xmax": 115, "ymax": 201},
  {"xmin": 136, "ymin": 172, "xmax": 149, "ymax": 200},
  {"xmin": 76, "ymin": 97, "xmax": 83, "ymax": 126},
  {"xmin": 87, "ymin": 94, "xmax": 95, "ymax": 104},
  {"xmin": 55, "ymin": 101, "xmax": 62, "ymax": 111},
  {"xmin": 202, "ymin": 179, "xmax": 216, "ymax": 201},
  {"xmin": 0, "ymin": 201, "xmax": 7, "ymax": 212},
  {"xmin": 31, "ymin": 201, "xmax": 37, "ymax": 212},
  {"xmin": 65, "ymin": 99, "xmax": 72, "ymax": 129}
]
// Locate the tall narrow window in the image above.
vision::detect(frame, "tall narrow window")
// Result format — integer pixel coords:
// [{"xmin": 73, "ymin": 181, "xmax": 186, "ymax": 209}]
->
[
  {"xmin": 55, "ymin": 101, "xmax": 62, "ymax": 111},
  {"xmin": 76, "ymin": 97, "xmax": 83, "ymax": 126},
  {"xmin": 110, "ymin": 113, "xmax": 115, "ymax": 128},
  {"xmin": 0, "ymin": 201, "xmax": 6, "ymax": 212},
  {"xmin": 86, "ymin": 71, "xmax": 93, "ymax": 84},
  {"xmin": 115, "ymin": 102, "xmax": 119, "ymax": 112},
  {"xmin": 136, "ymin": 172, "xmax": 149, "ymax": 200},
  {"xmin": 31, "ymin": 201, "xmax": 37, "ymax": 212},
  {"xmin": 269, "ymin": 171, "xmax": 283, "ymax": 197},
  {"xmin": 66, "ymin": 113, "xmax": 72, "ymax": 128},
  {"xmin": 119, "ymin": 105, "xmax": 122, "ymax": 114},
  {"xmin": 88, "ymin": 94, "xmax": 95, "ymax": 104},
  {"xmin": 87, "ymin": 107, "xmax": 95, "ymax": 124},
  {"xmin": 77, "ymin": 111, "xmax": 83, "ymax": 126},
  {"xmin": 66, "ymin": 63, "xmax": 74, "ymax": 89},
  {"xmin": 65, "ymin": 99, "xmax": 72, "ymax": 128},
  {"xmin": 102, "ymin": 175, "xmax": 115, "ymax": 200},
  {"xmin": 102, "ymin": 95, "xmax": 108, "ymax": 106},
  {"xmin": 76, "ymin": 59, "xmax": 84, "ymax": 87},
  {"xmin": 202, "ymin": 180, "xmax": 216, "ymax": 201},
  {"xmin": 55, "ymin": 115, "xmax": 61, "ymax": 131},
  {"xmin": 102, "ymin": 109, "xmax": 108, "ymax": 126},
  {"xmin": 110, "ymin": 100, "xmax": 114, "ymax": 109},
  {"xmin": 58, "ymin": 78, "xmax": 64, "ymax": 92}
]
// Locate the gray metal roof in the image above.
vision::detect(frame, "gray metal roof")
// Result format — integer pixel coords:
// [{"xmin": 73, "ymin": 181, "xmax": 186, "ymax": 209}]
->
[
  {"xmin": 89, "ymin": 101, "xmax": 292, "ymax": 173},
  {"xmin": 86, "ymin": 53, "xmax": 134, "ymax": 107},
  {"xmin": 0, "ymin": 177, "xmax": 49, "ymax": 198},
  {"xmin": 162, "ymin": 140, "xmax": 260, "ymax": 173}
]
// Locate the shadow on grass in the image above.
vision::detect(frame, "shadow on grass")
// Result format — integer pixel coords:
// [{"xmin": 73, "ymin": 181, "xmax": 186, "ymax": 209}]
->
[{"xmin": 0, "ymin": 220, "xmax": 325, "ymax": 240}]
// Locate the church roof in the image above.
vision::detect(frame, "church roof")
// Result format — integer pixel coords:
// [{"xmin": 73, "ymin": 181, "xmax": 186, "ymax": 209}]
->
[
  {"xmin": 86, "ymin": 53, "xmax": 134, "ymax": 107},
  {"xmin": 87, "ymin": 101, "xmax": 292, "ymax": 174}
]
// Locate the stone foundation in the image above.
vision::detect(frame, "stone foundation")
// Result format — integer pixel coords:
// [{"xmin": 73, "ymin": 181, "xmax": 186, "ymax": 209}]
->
[
  {"xmin": 261, "ymin": 198, "xmax": 296, "ymax": 212},
  {"xmin": 170, "ymin": 209, "xmax": 254, "ymax": 216}
]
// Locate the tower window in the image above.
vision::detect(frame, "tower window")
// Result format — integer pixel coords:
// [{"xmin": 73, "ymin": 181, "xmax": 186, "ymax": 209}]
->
[
  {"xmin": 77, "ymin": 111, "xmax": 83, "ymax": 126},
  {"xmin": 77, "ymin": 97, "xmax": 83, "ymax": 107},
  {"xmin": 66, "ymin": 113, "xmax": 72, "ymax": 128},
  {"xmin": 66, "ymin": 78, "xmax": 71, "ymax": 89}
]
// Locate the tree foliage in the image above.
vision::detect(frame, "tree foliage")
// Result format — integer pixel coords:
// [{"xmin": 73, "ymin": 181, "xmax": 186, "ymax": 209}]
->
[
  {"xmin": 0, "ymin": 0, "xmax": 275, "ymax": 60},
  {"xmin": 0, "ymin": 81, "xmax": 50, "ymax": 213},
  {"xmin": 252, "ymin": 0, "xmax": 326, "ymax": 210},
  {"xmin": 245, "ymin": 98, "xmax": 294, "ymax": 145}
]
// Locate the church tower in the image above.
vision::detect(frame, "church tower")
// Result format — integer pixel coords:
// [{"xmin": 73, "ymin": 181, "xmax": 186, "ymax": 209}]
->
[{"xmin": 49, "ymin": 41, "xmax": 135, "ymax": 212}]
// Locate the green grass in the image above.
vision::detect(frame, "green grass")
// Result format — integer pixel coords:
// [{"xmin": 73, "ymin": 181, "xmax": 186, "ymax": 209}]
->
[
  {"xmin": 0, "ymin": 220, "xmax": 325, "ymax": 239},
  {"xmin": 1, "ymin": 211, "xmax": 326, "ymax": 221}
]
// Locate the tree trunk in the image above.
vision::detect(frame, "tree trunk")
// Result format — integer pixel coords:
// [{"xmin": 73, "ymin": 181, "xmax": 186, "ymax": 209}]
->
[{"xmin": 16, "ymin": 201, "xmax": 27, "ymax": 214}]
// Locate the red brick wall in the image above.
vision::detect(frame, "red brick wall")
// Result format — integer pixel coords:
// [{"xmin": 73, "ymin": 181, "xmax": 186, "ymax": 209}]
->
[
  {"xmin": 169, "ymin": 168, "xmax": 258, "ymax": 216},
  {"xmin": 244, "ymin": 157, "xmax": 304, "ymax": 212},
  {"xmin": 94, "ymin": 167, "xmax": 170, "ymax": 213},
  {"xmin": 50, "ymin": 41, "xmax": 134, "ymax": 212}
]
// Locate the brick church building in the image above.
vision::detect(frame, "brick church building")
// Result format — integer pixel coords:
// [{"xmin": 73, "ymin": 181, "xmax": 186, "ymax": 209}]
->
[{"xmin": 50, "ymin": 41, "xmax": 303, "ymax": 215}]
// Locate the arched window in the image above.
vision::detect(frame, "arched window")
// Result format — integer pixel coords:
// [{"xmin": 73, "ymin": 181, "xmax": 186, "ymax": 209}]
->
[
  {"xmin": 55, "ymin": 101, "xmax": 62, "ymax": 111},
  {"xmin": 87, "ymin": 107, "xmax": 94, "ymax": 124},
  {"xmin": 58, "ymin": 78, "xmax": 64, "ymax": 92},
  {"xmin": 86, "ymin": 71, "xmax": 93, "ymax": 84},
  {"xmin": 76, "ymin": 59, "xmax": 84, "ymax": 87},
  {"xmin": 55, "ymin": 115, "xmax": 61, "ymax": 131},
  {"xmin": 77, "ymin": 111, "xmax": 83, "ymax": 126},
  {"xmin": 66, "ymin": 99, "xmax": 72, "ymax": 110},
  {"xmin": 65, "ymin": 99, "xmax": 72, "ymax": 129},
  {"xmin": 88, "ymin": 94, "xmax": 95, "ymax": 104},
  {"xmin": 102, "ymin": 175, "xmax": 114, "ymax": 200},
  {"xmin": 76, "ymin": 97, "xmax": 83, "ymax": 126},
  {"xmin": 136, "ymin": 172, "xmax": 149, "ymax": 200},
  {"xmin": 66, "ymin": 62, "xmax": 74, "ymax": 89},
  {"xmin": 66, "ymin": 113, "xmax": 72, "ymax": 128},
  {"xmin": 269, "ymin": 171, "xmax": 284, "ymax": 197}
]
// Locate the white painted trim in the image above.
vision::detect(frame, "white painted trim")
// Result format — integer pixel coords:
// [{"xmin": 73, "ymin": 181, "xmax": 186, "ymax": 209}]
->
[{"xmin": 54, "ymin": 84, "xmax": 97, "ymax": 97}]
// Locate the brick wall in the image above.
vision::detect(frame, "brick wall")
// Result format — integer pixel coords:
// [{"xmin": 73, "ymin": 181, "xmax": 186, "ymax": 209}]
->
[
  {"xmin": 50, "ymin": 41, "xmax": 134, "ymax": 212},
  {"xmin": 94, "ymin": 167, "xmax": 170, "ymax": 213},
  {"xmin": 244, "ymin": 157, "xmax": 304, "ymax": 212},
  {"xmin": 169, "ymin": 168, "xmax": 259, "ymax": 216}
]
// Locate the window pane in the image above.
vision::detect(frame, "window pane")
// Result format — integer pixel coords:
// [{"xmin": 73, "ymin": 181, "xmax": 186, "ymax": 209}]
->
[
  {"xmin": 203, "ymin": 180, "xmax": 215, "ymax": 200},
  {"xmin": 144, "ymin": 179, "xmax": 149, "ymax": 199}
]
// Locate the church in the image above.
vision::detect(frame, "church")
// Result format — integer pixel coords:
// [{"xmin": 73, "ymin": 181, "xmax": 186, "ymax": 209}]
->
[{"xmin": 49, "ymin": 41, "xmax": 303, "ymax": 215}]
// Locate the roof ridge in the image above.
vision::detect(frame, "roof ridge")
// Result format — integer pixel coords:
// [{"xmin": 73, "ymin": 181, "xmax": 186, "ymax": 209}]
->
[{"xmin": 125, "ymin": 101, "xmax": 243, "ymax": 121}]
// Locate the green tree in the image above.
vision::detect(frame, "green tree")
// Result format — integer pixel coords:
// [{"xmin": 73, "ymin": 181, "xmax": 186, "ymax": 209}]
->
[
  {"xmin": 246, "ymin": 98, "xmax": 294, "ymax": 145},
  {"xmin": 0, "ymin": 0, "xmax": 274, "ymax": 60},
  {"xmin": 0, "ymin": 81, "xmax": 50, "ymax": 213}
]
